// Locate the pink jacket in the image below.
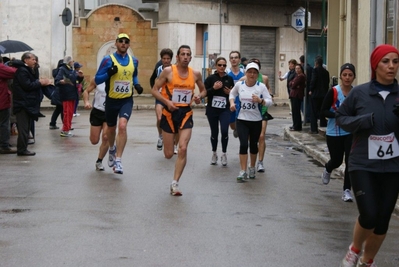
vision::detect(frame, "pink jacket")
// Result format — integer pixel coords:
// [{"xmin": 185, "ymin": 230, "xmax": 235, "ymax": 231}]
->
[{"xmin": 0, "ymin": 63, "xmax": 16, "ymax": 110}]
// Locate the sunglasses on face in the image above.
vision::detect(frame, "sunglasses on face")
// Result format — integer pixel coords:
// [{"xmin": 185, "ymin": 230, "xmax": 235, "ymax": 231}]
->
[
  {"xmin": 217, "ymin": 64, "xmax": 227, "ymax": 67},
  {"xmin": 117, "ymin": 39, "xmax": 130, "ymax": 44}
]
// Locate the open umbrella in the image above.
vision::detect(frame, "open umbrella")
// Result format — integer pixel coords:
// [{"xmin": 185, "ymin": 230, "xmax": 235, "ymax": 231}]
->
[
  {"xmin": 0, "ymin": 40, "xmax": 33, "ymax": 53},
  {"xmin": 0, "ymin": 44, "xmax": 6, "ymax": 54}
]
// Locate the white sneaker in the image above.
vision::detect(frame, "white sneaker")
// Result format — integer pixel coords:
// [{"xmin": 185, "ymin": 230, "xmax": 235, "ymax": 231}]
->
[
  {"xmin": 257, "ymin": 161, "xmax": 265, "ymax": 172},
  {"xmin": 95, "ymin": 161, "xmax": 104, "ymax": 171},
  {"xmin": 113, "ymin": 160, "xmax": 123, "ymax": 174},
  {"xmin": 342, "ymin": 189, "xmax": 353, "ymax": 202},
  {"xmin": 237, "ymin": 170, "xmax": 247, "ymax": 183},
  {"xmin": 157, "ymin": 137, "xmax": 163, "ymax": 151},
  {"xmin": 321, "ymin": 169, "xmax": 331, "ymax": 184},
  {"xmin": 73, "ymin": 113, "xmax": 80, "ymax": 117},
  {"xmin": 170, "ymin": 182, "xmax": 182, "ymax": 196},
  {"xmin": 249, "ymin": 167, "xmax": 256, "ymax": 179},
  {"xmin": 108, "ymin": 146, "xmax": 116, "ymax": 167},
  {"xmin": 174, "ymin": 145, "xmax": 178, "ymax": 154},
  {"xmin": 211, "ymin": 153, "xmax": 218, "ymax": 165},
  {"xmin": 60, "ymin": 131, "xmax": 73, "ymax": 137},
  {"xmin": 356, "ymin": 259, "xmax": 376, "ymax": 267},
  {"xmin": 221, "ymin": 153, "xmax": 227, "ymax": 166},
  {"xmin": 340, "ymin": 246, "xmax": 360, "ymax": 267}
]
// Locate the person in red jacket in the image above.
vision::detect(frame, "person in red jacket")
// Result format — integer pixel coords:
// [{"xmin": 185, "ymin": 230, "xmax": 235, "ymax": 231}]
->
[{"xmin": 0, "ymin": 56, "xmax": 17, "ymax": 154}]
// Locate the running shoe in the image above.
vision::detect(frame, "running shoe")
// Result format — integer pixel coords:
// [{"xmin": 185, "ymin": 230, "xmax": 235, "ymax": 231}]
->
[
  {"xmin": 174, "ymin": 145, "xmax": 178, "ymax": 154},
  {"xmin": 342, "ymin": 189, "xmax": 354, "ymax": 202},
  {"xmin": 73, "ymin": 113, "xmax": 80, "ymax": 117},
  {"xmin": 249, "ymin": 167, "xmax": 256, "ymax": 179},
  {"xmin": 340, "ymin": 246, "xmax": 360, "ymax": 267},
  {"xmin": 221, "ymin": 153, "xmax": 227, "ymax": 166},
  {"xmin": 170, "ymin": 182, "xmax": 182, "ymax": 196},
  {"xmin": 211, "ymin": 153, "xmax": 218, "ymax": 165},
  {"xmin": 95, "ymin": 161, "xmax": 104, "ymax": 171},
  {"xmin": 356, "ymin": 259, "xmax": 376, "ymax": 267},
  {"xmin": 257, "ymin": 161, "xmax": 265, "ymax": 172},
  {"xmin": 157, "ymin": 137, "xmax": 163, "ymax": 151},
  {"xmin": 237, "ymin": 170, "xmax": 247, "ymax": 183},
  {"xmin": 113, "ymin": 160, "xmax": 123, "ymax": 174},
  {"xmin": 108, "ymin": 146, "xmax": 116, "ymax": 167},
  {"xmin": 321, "ymin": 169, "xmax": 331, "ymax": 185},
  {"xmin": 60, "ymin": 131, "xmax": 73, "ymax": 137}
]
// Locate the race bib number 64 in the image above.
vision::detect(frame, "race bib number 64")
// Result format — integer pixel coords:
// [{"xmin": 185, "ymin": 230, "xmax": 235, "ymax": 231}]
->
[{"xmin": 368, "ymin": 133, "xmax": 399, "ymax": 160}]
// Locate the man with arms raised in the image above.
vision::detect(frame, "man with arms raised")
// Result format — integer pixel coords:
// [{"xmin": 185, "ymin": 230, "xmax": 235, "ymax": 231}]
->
[{"xmin": 151, "ymin": 45, "xmax": 206, "ymax": 196}]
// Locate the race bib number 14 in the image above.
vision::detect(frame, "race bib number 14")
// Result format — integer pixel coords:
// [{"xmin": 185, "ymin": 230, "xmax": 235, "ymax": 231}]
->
[
  {"xmin": 368, "ymin": 133, "xmax": 399, "ymax": 160},
  {"xmin": 172, "ymin": 89, "xmax": 192, "ymax": 104}
]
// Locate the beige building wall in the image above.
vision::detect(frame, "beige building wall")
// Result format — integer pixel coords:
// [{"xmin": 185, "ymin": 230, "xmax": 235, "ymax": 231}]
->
[
  {"xmin": 328, "ymin": 0, "xmax": 374, "ymax": 86},
  {"xmin": 0, "ymin": 0, "xmax": 74, "ymax": 78},
  {"xmin": 356, "ymin": 0, "xmax": 372, "ymax": 84},
  {"xmin": 276, "ymin": 28, "xmax": 305, "ymax": 99},
  {"xmin": 73, "ymin": 4, "xmax": 157, "ymax": 93}
]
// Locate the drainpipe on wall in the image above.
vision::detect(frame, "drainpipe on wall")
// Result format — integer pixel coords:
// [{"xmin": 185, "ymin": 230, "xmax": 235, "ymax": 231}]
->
[
  {"xmin": 219, "ymin": 0, "xmax": 222, "ymax": 55},
  {"xmin": 321, "ymin": 0, "xmax": 326, "ymax": 61},
  {"xmin": 339, "ymin": 0, "xmax": 347, "ymax": 65},
  {"xmin": 74, "ymin": 0, "xmax": 79, "ymax": 25},
  {"xmin": 64, "ymin": 0, "xmax": 68, "ymax": 56},
  {"xmin": 370, "ymin": 0, "xmax": 377, "ymax": 52}
]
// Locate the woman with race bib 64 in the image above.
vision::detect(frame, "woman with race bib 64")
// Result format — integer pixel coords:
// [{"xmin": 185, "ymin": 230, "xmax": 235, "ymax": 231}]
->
[{"xmin": 336, "ymin": 44, "xmax": 399, "ymax": 267}]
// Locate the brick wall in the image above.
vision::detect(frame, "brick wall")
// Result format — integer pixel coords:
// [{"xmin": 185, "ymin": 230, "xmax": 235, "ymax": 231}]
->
[{"xmin": 72, "ymin": 4, "xmax": 158, "ymax": 93}]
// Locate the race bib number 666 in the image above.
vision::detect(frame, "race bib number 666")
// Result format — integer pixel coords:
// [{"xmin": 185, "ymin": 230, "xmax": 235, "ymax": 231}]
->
[{"xmin": 368, "ymin": 133, "xmax": 399, "ymax": 160}]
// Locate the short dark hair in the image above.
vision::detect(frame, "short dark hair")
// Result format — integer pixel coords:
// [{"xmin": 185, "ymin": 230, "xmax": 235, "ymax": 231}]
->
[
  {"xmin": 299, "ymin": 55, "xmax": 305, "ymax": 64},
  {"xmin": 229, "ymin": 50, "xmax": 241, "ymax": 58},
  {"xmin": 315, "ymin": 56, "xmax": 323, "ymax": 66},
  {"xmin": 288, "ymin": 59, "xmax": 297, "ymax": 65},
  {"xmin": 215, "ymin": 57, "xmax": 227, "ymax": 65},
  {"xmin": 295, "ymin": 63, "xmax": 304, "ymax": 73},
  {"xmin": 249, "ymin": 58, "xmax": 261, "ymax": 69},
  {"xmin": 177, "ymin": 45, "xmax": 191, "ymax": 55},
  {"xmin": 21, "ymin": 52, "xmax": 33, "ymax": 62},
  {"xmin": 160, "ymin": 48, "xmax": 173, "ymax": 58}
]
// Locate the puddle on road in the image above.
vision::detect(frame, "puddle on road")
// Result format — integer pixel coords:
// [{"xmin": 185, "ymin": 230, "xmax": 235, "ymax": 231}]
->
[{"xmin": 1, "ymin": 209, "xmax": 30, "ymax": 214}]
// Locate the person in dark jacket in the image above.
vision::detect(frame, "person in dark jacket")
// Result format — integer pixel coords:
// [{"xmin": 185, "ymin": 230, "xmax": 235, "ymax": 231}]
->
[
  {"xmin": 55, "ymin": 56, "xmax": 78, "ymax": 137},
  {"xmin": 288, "ymin": 64, "xmax": 306, "ymax": 131},
  {"xmin": 309, "ymin": 56, "xmax": 330, "ymax": 133},
  {"xmin": 336, "ymin": 44, "xmax": 399, "ymax": 267},
  {"xmin": 12, "ymin": 52, "xmax": 50, "ymax": 156},
  {"xmin": 203, "ymin": 56, "xmax": 234, "ymax": 166},
  {"xmin": 299, "ymin": 55, "xmax": 313, "ymax": 123},
  {"xmin": 49, "ymin": 59, "xmax": 63, "ymax": 129}
]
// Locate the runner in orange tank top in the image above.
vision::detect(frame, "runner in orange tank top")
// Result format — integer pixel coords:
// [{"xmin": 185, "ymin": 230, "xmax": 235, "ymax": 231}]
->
[{"xmin": 151, "ymin": 45, "xmax": 206, "ymax": 196}]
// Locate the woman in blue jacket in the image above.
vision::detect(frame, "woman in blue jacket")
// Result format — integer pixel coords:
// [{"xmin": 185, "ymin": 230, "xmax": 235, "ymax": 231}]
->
[
  {"xmin": 320, "ymin": 63, "xmax": 356, "ymax": 202},
  {"xmin": 55, "ymin": 56, "xmax": 78, "ymax": 137}
]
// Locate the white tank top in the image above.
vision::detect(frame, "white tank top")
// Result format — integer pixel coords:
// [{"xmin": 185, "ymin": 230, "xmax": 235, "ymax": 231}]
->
[{"xmin": 93, "ymin": 83, "xmax": 106, "ymax": 112}]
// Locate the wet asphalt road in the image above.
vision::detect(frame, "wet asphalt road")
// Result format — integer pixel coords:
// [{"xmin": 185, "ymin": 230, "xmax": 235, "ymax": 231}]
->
[{"xmin": 1, "ymin": 109, "xmax": 398, "ymax": 267}]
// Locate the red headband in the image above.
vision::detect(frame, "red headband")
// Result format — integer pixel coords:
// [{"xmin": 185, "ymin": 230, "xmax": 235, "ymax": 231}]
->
[{"xmin": 370, "ymin": 44, "xmax": 399, "ymax": 79}]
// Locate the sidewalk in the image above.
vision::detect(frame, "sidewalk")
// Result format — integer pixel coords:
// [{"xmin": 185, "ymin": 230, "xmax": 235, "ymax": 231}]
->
[{"xmin": 40, "ymin": 94, "xmax": 399, "ymax": 213}]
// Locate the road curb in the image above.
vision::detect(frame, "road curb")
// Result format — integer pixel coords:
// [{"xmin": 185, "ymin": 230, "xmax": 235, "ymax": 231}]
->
[{"xmin": 284, "ymin": 127, "xmax": 399, "ymax": 214}]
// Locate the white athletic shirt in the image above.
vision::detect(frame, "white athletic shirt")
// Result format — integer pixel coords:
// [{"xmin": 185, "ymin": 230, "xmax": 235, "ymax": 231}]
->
[
  {"xmin": 229, "ymin": 80, "xmax": 272, "ymax": 121},
  {"xmin": 93, "ymin": 83, "xmax": 106, "ymax": 112}
]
